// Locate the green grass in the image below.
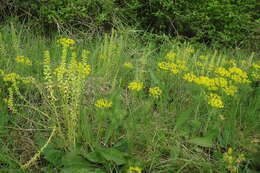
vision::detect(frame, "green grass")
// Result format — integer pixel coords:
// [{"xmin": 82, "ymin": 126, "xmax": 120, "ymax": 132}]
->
[{"xmin": 0, "ymin": 23, "xmax": 259, "ymax": 173}]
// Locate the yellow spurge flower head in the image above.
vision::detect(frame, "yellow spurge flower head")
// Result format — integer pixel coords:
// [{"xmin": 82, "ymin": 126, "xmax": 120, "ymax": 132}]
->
[
  {"xmin": 183, "ymin": 73, "xmax": 197, "ymax": 82},
  {"xmin": 15, "ymin": 55, "xmax": 32, "ymax": 65},
  {"xmin": 3, "ymin": 73, "xmax": 20, "ymax": 82},
  {"xmin": 223, "ymin": 85, "xmax": 237, "ymax": 96},
  {"xmin": 207, "ymin": 93, "xmax": 224, "ymax": 108},
  {"xmin": 165, "ymin": 52, "xmax": 176, "ymax": 60},
  {"xmin": 128, "ymin": 81, "xmax": 143, "ymax": 91},
  {"xmin": 215, "ymin": 67, "xmax": 231, "ymax": 77},
  {"xmin": 194, "ymin": 76, "xmax": 218, "ymax": 90},
  {"xmin": 213, "ymin": 77, "xmax": 228, "ymax": 88},
  {"xmin": 149, "ymin": 87, "xmax": 162, "ymax": 98},
  {"xmin": 95, "ymin": 99, "xmax": 112, "ymax": 108},
  {"xmin": 123, "ymin": 62, "xmax": 134, "ymax": 68},
  {"xmin": 128, "ymin": 166, "xmax": 142, "ymax": 173},
  {"xmin": 57, "ymin": 38, "xmax": 76, "ymax": 47},
  {"xmin": 157, "ymin": 61, "xmax": 180, "ymax": 74}
]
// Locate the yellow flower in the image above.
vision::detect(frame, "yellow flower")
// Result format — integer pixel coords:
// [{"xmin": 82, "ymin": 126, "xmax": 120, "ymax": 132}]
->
[
  {"xmin": 128, "ymin": 82, "xmax": 143, "ymax": 91},
  {"xmin": 183, "ymin": 73, "xmax": 197, "ymax": 82},
  {"xmin": 128, "ymin": 166, "xmax": 142, "ymax": 173},
  {"xmin": 123, "ymin": 62, "xmax": 134, "ymax": 68},
  {"xmin": 157, "ymin": 61, "xmax": 181, "ymax": 74},
  {"xmin": 165, "ymin": 52, "xmax": 176, "ymax": 60},
  {"xmin": 207, "ymin": 93, "xmax": 224, "ymax": 108},
  {"xmin": 15, "ymin": 56, "xmax": 32, "ymax": 66},
  {"xmin": 3, "ymin": 73, "xmax": 20, "ymax": 82},
  {"xmin": 215, "ymin": 67, "xmax": 230, "ymax": 77},
  {"xmin": 194, "ymin": 76, "xmax": 218, "ymax": 90},
  {"xmin": 223, "ymin": 85, "xmax": 237, "ymax": 96},
  {"xmin": 57, "ymin": 38, "xmax": 76, "ymax": 47},
  {"xmin": 149, "ymin": 87, "xmax": 162, "ymax": 98},
  {"xmin": 95, "ymin": 99, "xmax": 112, "ymax": 108}
]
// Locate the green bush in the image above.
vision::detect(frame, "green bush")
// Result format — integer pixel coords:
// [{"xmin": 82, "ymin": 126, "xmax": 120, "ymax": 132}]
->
[{"xmin": 1, "ymin": 0, "xmax": 259, "ymax": 47}]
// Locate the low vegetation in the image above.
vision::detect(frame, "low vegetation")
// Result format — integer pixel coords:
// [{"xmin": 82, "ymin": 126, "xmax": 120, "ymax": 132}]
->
[{"xmin": 0, "ymin": 24, "xmax": 259, "ymax": 172}]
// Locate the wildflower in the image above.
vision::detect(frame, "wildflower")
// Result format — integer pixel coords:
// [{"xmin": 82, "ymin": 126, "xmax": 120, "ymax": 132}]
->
[
  {"xmin": 183, "ymin": 73, "xmax": 196, "ymax": 82},
  {"xmin": 157, "ymin": 61, "xmax": 180, "ymax": 74},
  {"xmin": 128, "ymin": 82, "xmax": 143, "ymax": 91},
  {"xmin": 207, "ymin": 93, "xmax": 224, "ymax": 108},
  {"xmin": 3, "ymin": 73, "xmax": 20, "ymax": 82},
  {"xmin": 149, "ymin": 87, "xmax": 162, "ymax": 98},
  {"xmin": 128, "ymin": 166, "xmax": 142, "ymax": 173},
  {"xmin": 215, "ymin": 67, "xmax": 230, "ymax": 77},
  {"xmin": 95, "ymin": 99, "xmax": 112, "ymax": 108},
  {"xmin": 15, "ymin": 55, "xmax": 32, "ymax": 65},
  {"xmin": 194, "ymin": 76, "xmax": 218, "ymax": 90},
  {"xmin": 57, "ymin": 38, "xmax": 75, "ymax": 47},
  {"xmin": 123, "ymin": 62, "xmax": 134, "ymax": 68},
  {"xmin": 223, "ymin": 85, "xmax": 237, "ymax": 96},
  {"xmin": 165, "ymin": 52, "xmax": 176, "ymax": 60},
  {"xmin": 213, "ymin": 77, "xmax": 228, "ymax": 88}
]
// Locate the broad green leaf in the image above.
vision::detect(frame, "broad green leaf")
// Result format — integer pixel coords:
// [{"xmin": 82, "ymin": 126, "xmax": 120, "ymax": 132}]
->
[
  {"xmin": 84, "ymin": 151, "xmax": 105, "ymax": 164},
  {"xmin": 98, "ymin": 148, "xmax": 126, "ymax": 165},
  {"xmin": 61, "ymin": 152, "xmax": 92, "ymax": 169},
  {"xmin": 188, "ymin": 137, "xmax": 214, "ymax": 148}
]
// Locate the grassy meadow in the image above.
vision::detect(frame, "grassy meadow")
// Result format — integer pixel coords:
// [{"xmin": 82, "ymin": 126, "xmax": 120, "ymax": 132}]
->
[{"xmin": 0, "ymin": 24, "xmax": 259, "ymax": 173}]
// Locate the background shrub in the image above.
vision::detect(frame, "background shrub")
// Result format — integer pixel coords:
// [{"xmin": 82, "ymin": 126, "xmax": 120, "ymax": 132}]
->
[{"xmin": 0, "ymin": 0, "xmax": 259, "ymax": 48}]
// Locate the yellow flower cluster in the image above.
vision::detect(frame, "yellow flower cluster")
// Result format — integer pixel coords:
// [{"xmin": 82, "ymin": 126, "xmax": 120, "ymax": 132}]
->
[
  {"xmin": 128, "ymin": 82, "xmax": 143, "ymax": 91},
  {"xmin": 128, "ymin": 166, "xmax": 142, "ymax": 173},
  {"xmin": 149, "ymin": 87, "xmax": 162, "ymax": 98},
  {"xmin": 223, "ymin": 148, "xmax": 245, "ymax": 173},
  {"xmin": 207, "ymin": 93, "xmax": 224, "ymax": 108},
  {"xmin": 57, "ymin": 38, "xmax": 76, "ymax": 47},
  {"xmin": 215, "ymin": 67, "xmax": 250, "ymax": 84},
  {"xmin": 123, "ymin": 62, "xmax": 134, "ymax": 68},
  {"xmin": 95, "ymin": 99, "xmax": 112, "ymax": 108},
  {"xmin": 15, "ymin": 56, "xmax": 32, "ymax": 65},
  {"xmin": 183, "ymin": 73, "xmax": 238, "ymax": 96},
  {"xmin": 3, "ymin": 73, "xmax": 21, "ymax": 82},
  {"xmin": 158, "ymin": 60, "xmax": 187, "ymax": 74},
  {"xmin": 165, "ymin": 52, "xmax": 176, "ymax": 60}
]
